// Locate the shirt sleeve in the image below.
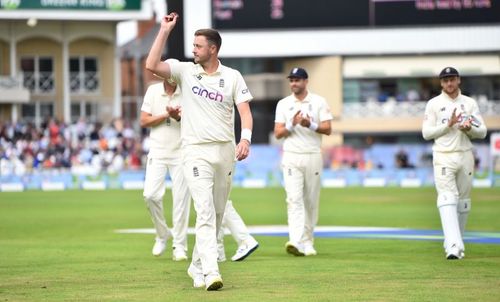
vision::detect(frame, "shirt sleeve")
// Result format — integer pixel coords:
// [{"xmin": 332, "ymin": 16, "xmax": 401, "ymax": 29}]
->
[
  {"xmin": 466, "ymin": 100, "xmax": 487, "ymax": 139},
  {"xmin": 319, "ymin": 98, "xmax": 333, "ymax": 122},
  {"xmin": 274, "ymin": 101, "xmax": 287, "ymax": 123},
  {"xmin": 233, "ymin": 70, "xmax": 253, "ymax": 105},
  {"xmin": 141, "ymin": 85, "xmax": 154, "ymax": 114},
  {"xmin": 169, "ymin": 61, "xmax": 190, "ymax": 86},
  {"xmin": 422, "ymin": 100, "xmax": 450, "ymax": 140}
]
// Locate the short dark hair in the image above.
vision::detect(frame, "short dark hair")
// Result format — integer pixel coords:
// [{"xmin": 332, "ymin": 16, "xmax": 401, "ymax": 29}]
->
[{"xmin": 194, "ymin": 28, "xmax": 222, "ymax": 52}]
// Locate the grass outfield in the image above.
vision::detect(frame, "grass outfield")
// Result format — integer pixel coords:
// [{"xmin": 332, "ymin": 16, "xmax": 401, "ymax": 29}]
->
[{"xmin": 1, "ymin": 187, "xmax": 499, "ymax": 302}]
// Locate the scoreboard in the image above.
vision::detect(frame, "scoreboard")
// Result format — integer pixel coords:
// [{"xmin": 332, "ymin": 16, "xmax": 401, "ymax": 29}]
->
[{"xmin": 212, "ymin": 0, "xmax": 500, "ymax": 30}]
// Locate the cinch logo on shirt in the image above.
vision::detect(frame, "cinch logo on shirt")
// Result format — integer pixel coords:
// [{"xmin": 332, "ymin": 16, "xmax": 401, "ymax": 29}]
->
[{"xmin": 192, "ymin": 86, "xmax": 224, "ymax": 102}]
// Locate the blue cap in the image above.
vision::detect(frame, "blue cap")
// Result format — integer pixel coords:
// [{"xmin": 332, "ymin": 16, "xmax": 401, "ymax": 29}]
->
[
  {"xmin": 439, "ymin": 67, "xmax": 459, "ymax": 79},
  {"xmin": 287, "ymin": 67, "xmax": 308, "ymax": 79}
]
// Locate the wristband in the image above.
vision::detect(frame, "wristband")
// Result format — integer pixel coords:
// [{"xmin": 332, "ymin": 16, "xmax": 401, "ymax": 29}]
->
[
  {"xmin": 309, "ymin": 121, "xmax": 318, "ymax": 131},
  {"xmin": 285, "ymin": 121, "xmax": 294, "ymax": 132},
  {"xmin": 241, "ymin": 128, "xmax": 252, "ymax": 143}
]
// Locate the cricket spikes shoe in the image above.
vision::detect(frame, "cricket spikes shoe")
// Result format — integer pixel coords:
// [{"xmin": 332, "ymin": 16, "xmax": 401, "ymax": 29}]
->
[
  {"xmin": 446, "ymin": 244, "xmax": 461, "ymax": 260},
  {"xmin": 285, "ymin": 241, "xmax": 305, "ymax": 256},
  {"xmin": 152, "ymin": 239, "xmax": 167, "ymax": 257},
  {"xmin": 172, "ymin": 248, "xmax": 188, "ymax": 261},
  {"xmin": 231, "ymin": 237, "xmax": 259, "ymax": 261},
  {"xmin": 152, "ymin": 229, "xmax": 172, "ymax": 256},
  {"xmin": 187, "ymin": 264, "xmax": 205, "ymax": 288},
  {"xmin": 205, "ymin": 273, "xmax": 223, "ymax": 291},
  {"xmin": 304, "ymin": 244, "xmax": 317, "ymax": 256}
]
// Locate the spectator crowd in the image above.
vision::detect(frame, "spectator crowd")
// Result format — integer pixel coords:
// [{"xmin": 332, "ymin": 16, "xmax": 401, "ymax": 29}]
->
[{"xmin": 0, "ymin": 118, "xmax": 149, "ymax": 177}]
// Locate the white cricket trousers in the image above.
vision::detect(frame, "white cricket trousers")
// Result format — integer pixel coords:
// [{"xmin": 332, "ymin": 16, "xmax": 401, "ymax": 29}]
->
[
  {"xmin": 218, "ymin": 200, "xmax": 253, "ymax": 247},
  {"xmin": 433, "ymin": 150, "xmax": 474, "ymax": 253},
  {"xmin": 281, "ymin": 151, "xmax": 323, "ymax": 246},
  {"xmin": 182, "ymin": 142, "xmax": 235, "ymax": 276},
  {"xmin": 143, "ymin": 156, "xmax": 191, "ymax": 251}
]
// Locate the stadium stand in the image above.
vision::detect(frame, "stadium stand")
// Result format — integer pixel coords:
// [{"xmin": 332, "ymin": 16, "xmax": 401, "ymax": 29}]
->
[{"xmin": 0, "ymin": 119, "xmax": 495, "ymax": 191}]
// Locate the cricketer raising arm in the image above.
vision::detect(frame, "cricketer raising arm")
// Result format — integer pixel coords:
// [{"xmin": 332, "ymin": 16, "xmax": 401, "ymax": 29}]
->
[
  {"xmin": 145, "ymin": 13, "xmax": 253, "ymax": 291},
  {"xmin": 141, "ymin": 71, "xmax": 258, "ymax": 263},
  {"xmin": 422, "ymin": 66, "xmax": 487, "ymax": 260}
]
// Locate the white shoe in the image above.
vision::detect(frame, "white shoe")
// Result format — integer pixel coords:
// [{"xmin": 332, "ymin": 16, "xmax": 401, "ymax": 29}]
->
[
  {"xmin": 173, "ymin": 248, "xmax": 188, "ymax": 261},
  {"xmin": 304, "ymin": 244, "xmax": 317, "ymax": 256},
  {"xmin": 152, "ymin": 230, "xmax": 172, "ymax": 256},
  {"xmin": 231, "ymin": 238, "xmax": 259, "ymax": 261},
  {"xmin": 446, "ymin": 244, "xmax": 461, "ymax": 260},
  {"xmin": 152, "ymin": 239, "xmax": 167, "ymax": 257},
  {"xmin": 217, "ymin": 243, "xmax": 226, "ymax": 262},
  {"xmin": 285, "ymin": 241, "xmax": 305, "ymax": 256},
  {"xmin": 187, "ymin": 264, "xmax": 205, "ymax": 288},
  {"xmin": 205, "ymin": 273, "xmax": 223, "ymax": 291}
]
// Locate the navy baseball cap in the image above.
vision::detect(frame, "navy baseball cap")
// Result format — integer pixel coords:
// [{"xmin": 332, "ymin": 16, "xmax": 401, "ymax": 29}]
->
[
  {"xmin": 439, "ymin": 67, "xmax": 460, "ymax": 79},
  {"xmin": 287, "ymin": 67, "xmax": 308, "ymax": 79}
]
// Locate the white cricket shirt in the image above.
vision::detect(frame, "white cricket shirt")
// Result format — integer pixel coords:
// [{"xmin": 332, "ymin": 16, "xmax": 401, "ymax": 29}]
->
[
  {"xmin": 275, "ymin": 91, "xmax": 333, "ymax": 153},
  {"xmin": 422, "ymin": 91, "xmax": 487, "ymax": 152},
  {"xmin": 141, "ymin": 82, "xmax": 182, "ymax": 159},
  {"xmin": 169, "ymin": 61, "xmax": 252, "ymax": 146}
]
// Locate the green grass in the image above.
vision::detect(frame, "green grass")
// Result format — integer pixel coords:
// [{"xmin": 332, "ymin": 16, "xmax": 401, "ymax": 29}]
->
[{"xmin": 1, "ymin": 187, "xmax": 499, "ymax": 301}]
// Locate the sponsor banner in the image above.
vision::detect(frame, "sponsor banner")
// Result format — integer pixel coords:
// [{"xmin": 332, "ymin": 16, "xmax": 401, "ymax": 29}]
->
[
  {"xmin": 81, "ymin": 180, "xmax": 106, "ymax": 190},
  {"xmin": 0, "ymin": 182, "xmax": 24, "ymax": 192},
  {"xmin": 363, "ymin": 177, "xmax": 386, "ymax": 187},
  {"xmin": 241, "ymin": 178, "xmax": 267, "ymax": 188},
  {"xmin": 0, "ymin": 0, "xmax": 141, "ymax": 11},
  {"xmin": 322, "ymin": 178, "xmax": 347, "ymax": 188},
  {"xmin": 400, "ymin": 178, "xmax": 422, "ymax": 188},
  {"xmin": 41, "ymin": 181, "xmax": 65, "ymax": 191},
  {"xmin": 473, "ymin": 179, "xmax": 492, "ymax": 188},
  {"xmin": 122, "ymin": 180, "xmax": 144, "ymax": 190}
]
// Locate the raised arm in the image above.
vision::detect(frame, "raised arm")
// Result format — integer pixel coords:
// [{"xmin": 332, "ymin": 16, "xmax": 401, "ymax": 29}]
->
[{"xmin": 145, "ymin": 13, "xmax": 178, "ymax": 79}]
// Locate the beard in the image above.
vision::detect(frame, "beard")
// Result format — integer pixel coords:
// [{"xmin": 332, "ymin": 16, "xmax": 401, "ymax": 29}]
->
[
  {"xmin": 444, "ymin": 86, "xmax": 458, "ymax": 95},
  {"xmin": 292, "ymin": 86, "xmax": 305, "ymax": 95}
]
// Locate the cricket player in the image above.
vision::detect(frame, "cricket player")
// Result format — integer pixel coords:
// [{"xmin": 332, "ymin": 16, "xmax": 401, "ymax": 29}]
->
[
  {"xmin": 141, "ymin": 69, "xmax": 258, "ymax": 264},
  {"xmin": 274, "ymin": 67, "xmax": 332, "ymax": 257},
  {"xmin": 141, "ymin": 63, "xmax": 191, "ymax": 262},
  {"xmin": 145, "ymin": 13, "xmax": 253, "ymax": 291},
  {"xmin": 422, "ymin": 66, "xmax": 487, "ymax": 260}
]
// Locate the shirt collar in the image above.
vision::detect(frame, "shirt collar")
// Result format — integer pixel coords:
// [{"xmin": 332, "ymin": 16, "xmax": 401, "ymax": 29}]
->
[
  {"xmin": 440, "ymin": 89, "xmax": 461, "ymax": 102},
  {"xmin": 194, "ymin": 60, "xmax": 223, "ymax": 76},
  {"xmin": 161, "ymin": 84, "xmax": 181, "ymax": 97},
  {"xmin": 293, "ymin": 91, "xmax": 310, "ymax": 103}
]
